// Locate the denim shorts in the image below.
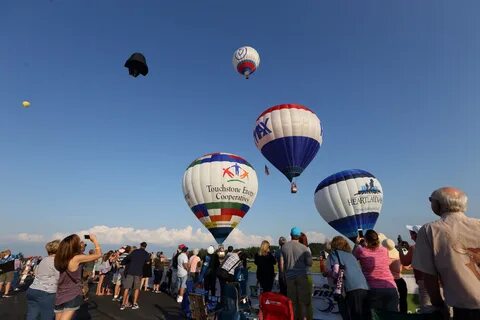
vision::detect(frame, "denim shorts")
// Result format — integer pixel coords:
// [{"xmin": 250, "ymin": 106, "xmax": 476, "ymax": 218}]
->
[{"xmin": 54, "ymin": 295, "xmax": 83, "ymax": 313}]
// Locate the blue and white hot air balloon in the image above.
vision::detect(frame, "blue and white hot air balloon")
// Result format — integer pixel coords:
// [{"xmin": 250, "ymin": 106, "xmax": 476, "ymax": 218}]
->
[
  {"xmin": 254, "ymin": 104, "xmax": 322, "ymax": 193},
  {"xmin": 314, "ymin": 169, "xmax": 383, "ymax": 241}
]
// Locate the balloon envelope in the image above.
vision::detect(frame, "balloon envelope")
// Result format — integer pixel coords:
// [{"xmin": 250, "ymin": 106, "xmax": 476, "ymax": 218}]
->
[
  {"xmin": 182, "ymin": 152, "xmax": 258, "ymax": 244},
  {"xmin": 314, "ymin": 169, "xmax": 383, "ymax": 240},
  {"xmin": 254, "ymin": 104, "xmax": 322, "ymax": 183},
  {"xmin": 22, "ymin": 101, "xmax": 31, "ymax": 108},
  {"xmin": 232, "ymin": 46, "xmax": 260, "ymax": 79}
]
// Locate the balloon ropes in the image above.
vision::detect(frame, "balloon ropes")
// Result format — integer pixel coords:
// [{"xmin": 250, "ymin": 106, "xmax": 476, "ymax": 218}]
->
[
  {"xmin": 232, "ymin": 46, "xmax": 260, "ymax": 79},
  {"xmin": 254, "ymin": 104, "xmax": 323, "ymax": 193},
  {"xmin": 314, "ymin": 169, "xmax": 383, "ymax": 241},
  {"xmin": 182, "ymin": 152, "xmax": 258, "ymax": 244}
]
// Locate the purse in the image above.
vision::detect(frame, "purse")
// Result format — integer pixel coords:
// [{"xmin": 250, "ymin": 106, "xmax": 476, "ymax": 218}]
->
[{"xmin": 332, "ymin": 250, "xmax": 346, "ymax": 302}]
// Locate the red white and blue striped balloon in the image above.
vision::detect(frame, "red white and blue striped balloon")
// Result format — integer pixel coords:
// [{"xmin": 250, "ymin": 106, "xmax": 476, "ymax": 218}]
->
[
  {"xmin": 182, "ymin": 152, "xmax": 258, "ymax": 244},
  {"xmin": 254, "ymin": 104, "xmax": 322, "ymax": 184},
  {"xmin": 314, "ymin": 169, "xmax": 383, "ymax": 241},
  {"xmin": 232, "ymin": 46, "xmax": 260, "ymax": 79}
]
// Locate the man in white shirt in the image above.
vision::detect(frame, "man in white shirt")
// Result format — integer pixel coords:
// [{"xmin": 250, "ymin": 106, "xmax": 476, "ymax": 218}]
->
[{"xmin": 176, "ymin": 245, "xmax": 189, "ymax": 303}]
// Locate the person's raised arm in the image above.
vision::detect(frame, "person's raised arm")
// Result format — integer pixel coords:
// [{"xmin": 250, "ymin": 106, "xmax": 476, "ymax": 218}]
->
[{"xmin": 71, "ymin": 234, "xmax": 102, "ymax": 269}]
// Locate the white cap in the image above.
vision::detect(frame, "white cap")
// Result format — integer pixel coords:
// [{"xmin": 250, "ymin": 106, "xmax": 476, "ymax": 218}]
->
[
  {"xmin": 406, "ymin": 225, "xmax": 422, "ymax": 233},
  {"xmin": 207, "ymin": 246, "xmax": 215, "ymax": 255}
]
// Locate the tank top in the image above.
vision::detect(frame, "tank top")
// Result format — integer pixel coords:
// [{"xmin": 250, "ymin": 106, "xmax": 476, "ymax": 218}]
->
[{"xmin": 55, "ymin": 266, "xmax": 82, "ymax": 306}]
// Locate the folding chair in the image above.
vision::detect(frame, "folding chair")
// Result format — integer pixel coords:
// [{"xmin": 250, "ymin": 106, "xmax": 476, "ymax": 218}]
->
[{"xmin": 189, "ymin": 293, "xmax": 222, "ymax": 320}]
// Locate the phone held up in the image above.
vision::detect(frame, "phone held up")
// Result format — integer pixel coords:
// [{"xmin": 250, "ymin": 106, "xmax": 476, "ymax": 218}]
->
[
  {"xmin": 84, "ymin": 235, "xmax": 90, "ymax": 240},
  {"xmin": 357, "ymin": 229, "xmax": 364, "ymax": 238}
]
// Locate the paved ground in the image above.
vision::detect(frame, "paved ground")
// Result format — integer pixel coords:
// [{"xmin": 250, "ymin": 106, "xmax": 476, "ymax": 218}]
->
[{"xmin": 0, "ymin": 288, "xmax": 185, "ymax": 320}]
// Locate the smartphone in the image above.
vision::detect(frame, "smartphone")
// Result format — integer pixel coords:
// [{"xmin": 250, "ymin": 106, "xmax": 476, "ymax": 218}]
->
[
  {"xmin": 357, "ymin": 229, "xmax": 364, "ymax": 238},
  {"xmin": 84, "ymin": 235, "xmax": 90, "ymax": 240},
  {"xmin": 398, "ymin": 235, "xmax": 403, "ymax": 244}
]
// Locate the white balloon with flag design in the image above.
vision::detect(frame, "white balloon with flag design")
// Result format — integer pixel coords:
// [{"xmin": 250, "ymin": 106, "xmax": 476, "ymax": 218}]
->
[{"xmin": 182, "ymin": 152, "xmax": 258, "ymax": 244}]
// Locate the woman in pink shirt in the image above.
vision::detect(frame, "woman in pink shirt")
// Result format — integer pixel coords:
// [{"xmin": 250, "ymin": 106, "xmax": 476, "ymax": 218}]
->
[{"xmin": 353, "ymin": 229, "xmax": 399, "ymax": 312}]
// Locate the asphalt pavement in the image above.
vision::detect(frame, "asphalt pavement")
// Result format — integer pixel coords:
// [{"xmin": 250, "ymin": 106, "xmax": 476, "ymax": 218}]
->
[{"xmin": 0, "ymin": 288, "xmax": 185, "ymax": 320}]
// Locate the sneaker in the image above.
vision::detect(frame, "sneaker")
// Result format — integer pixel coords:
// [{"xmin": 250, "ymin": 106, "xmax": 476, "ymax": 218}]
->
[
  {"xmin": 176, "ymin": 296, "xmax": 183, "ymax": 303},
  {"xmin": 120, "ymin": 305, "xmax": 126, "ymax": 310},
  {"xmin": 132, "ymin": 304, "xmax": 139, "ymax": 310},
  {"xmin": 112, "ymin": 296, "xmax": 118, "ymax": 301},
  {"xmin": 2, "ymin": 295, "xmax": 11, "ymax": 298}
]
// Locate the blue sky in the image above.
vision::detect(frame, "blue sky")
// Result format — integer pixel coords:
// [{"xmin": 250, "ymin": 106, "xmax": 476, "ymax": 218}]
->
[{"xmin": 1, "ymin": 1, "xmax": 479, "ymax": 255}]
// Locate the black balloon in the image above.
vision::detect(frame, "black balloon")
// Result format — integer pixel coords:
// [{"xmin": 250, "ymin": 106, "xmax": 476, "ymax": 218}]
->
[{"xmin": 124, "ymin": 53, "xmax": 148, "ymax": 77}]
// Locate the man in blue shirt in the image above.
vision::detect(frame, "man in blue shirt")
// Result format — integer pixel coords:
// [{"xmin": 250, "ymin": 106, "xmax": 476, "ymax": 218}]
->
[{"xmin": 120, "ymin": 242, "xmax": 150, "ymax": 310}]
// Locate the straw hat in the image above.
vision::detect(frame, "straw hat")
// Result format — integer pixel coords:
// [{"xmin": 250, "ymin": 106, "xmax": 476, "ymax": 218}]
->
[{"xmin": 382, "ymin": 238, "xmax": 400, "ymax": 259}]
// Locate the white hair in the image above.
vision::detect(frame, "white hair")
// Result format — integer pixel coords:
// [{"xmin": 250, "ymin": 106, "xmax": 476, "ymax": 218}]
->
[
  {"xmin": 431, "ymin": 187, "xmax": 468, "ymax": 213},
  {"xmin": 193, "ymin": 248, "xmax": 199, "ymax": 255}
]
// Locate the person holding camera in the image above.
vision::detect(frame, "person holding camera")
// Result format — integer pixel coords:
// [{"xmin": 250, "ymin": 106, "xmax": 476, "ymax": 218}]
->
[
  {"xmin": 399, "ymin": 224, "xmax": 434, "ymax": 314},
  {"xmin": 54, "ymin": 234, "xmax": 102, "ymax": 320},
  {"xmin": 353, "ymin": 229, "xmax": 398, "ymax": 313}
]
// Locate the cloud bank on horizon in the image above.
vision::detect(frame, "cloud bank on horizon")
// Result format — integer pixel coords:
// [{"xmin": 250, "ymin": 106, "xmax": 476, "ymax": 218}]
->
[{"xmin": 1, "ymin": 225, "xmax": 329, "ymax": 249}]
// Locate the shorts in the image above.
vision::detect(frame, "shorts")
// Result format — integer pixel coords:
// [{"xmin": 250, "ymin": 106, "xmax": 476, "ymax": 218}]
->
[
  {"xmin": 113, "ymin": 270, "xmax": 123, "ymax": 285},
  {"xmin": 54, "ymin": 295, "xmax": 83, "ymax": 313},
  {"xmin": 122, "ymin": 275, "xmax": 141, "ymax": 290},
  {"xmin": 0, "ymin": 271, "xmax": 14, "ymax": 283},
  {"xmin": 177, "ymin": 275, "xmax": 187, "ymax": 290}
]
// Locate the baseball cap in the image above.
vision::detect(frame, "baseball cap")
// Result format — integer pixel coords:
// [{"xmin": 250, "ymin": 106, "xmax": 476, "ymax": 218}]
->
[
  {"xmin": 178, "ymin": 244, "xmax": 186, "ymax": 250},
  {"xmin": 406, "ymin": 225, "xmax": 422, "ymax": 234},
  {"xmin": 207, "ymin": 245, "xmax": 215, "ymax": 255},
  {"xmin": 290, "ymin": 227, "xmax": 301, "ymax": 237}
]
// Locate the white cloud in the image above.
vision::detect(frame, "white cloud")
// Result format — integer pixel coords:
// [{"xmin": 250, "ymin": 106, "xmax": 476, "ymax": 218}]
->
[
  {"xmin": 3, "ymin": 226, "xmax": 327, "ymax": 249},
  {"xmin": 16, "ymin": 233, "xmax": 45, "ymax": 242},
  {"xmin": 305, "ymin": 231, "xmax": 330, "ymax": 244}
]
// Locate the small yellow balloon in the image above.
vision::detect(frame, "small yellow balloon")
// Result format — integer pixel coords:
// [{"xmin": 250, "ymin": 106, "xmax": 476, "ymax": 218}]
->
[{"xmin": 22, "ymin": 101, "xmax": 31, "ymax": 108}]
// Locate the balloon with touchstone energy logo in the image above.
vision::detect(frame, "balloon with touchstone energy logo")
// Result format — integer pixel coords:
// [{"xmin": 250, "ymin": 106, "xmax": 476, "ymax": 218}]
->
[{"xmin": 182, "ymin": 152, "xmax": 258, "ymax": 244}]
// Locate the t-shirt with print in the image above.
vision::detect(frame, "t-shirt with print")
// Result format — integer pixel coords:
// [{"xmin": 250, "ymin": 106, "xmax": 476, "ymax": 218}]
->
[
  {"xmin": 177, "ymin": 253, "xmax": 188, "ymax": 277},
  {"xmin": 412, "ymin": 212, "xmax": 480, "ymax": 309}
]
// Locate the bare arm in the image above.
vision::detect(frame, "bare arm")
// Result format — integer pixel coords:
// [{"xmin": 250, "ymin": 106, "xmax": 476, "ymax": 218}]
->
[
  {"xmin": 69, "ymin": 234, "xmax": 102, "ymax": 271},
  {"xmin": 279, "ymin": 255, "xmax": 284, "ymax": 273}
]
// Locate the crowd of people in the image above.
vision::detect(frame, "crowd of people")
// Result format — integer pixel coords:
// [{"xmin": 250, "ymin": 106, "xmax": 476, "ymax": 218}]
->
[{"xmin": 0, "ymin": 186, "xmax": 479, "ymax": 320}]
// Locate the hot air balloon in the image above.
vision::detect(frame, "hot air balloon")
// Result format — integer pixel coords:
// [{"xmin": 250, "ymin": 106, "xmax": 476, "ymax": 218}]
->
[
  {"xmin": 314, "ymin": 169, "xmax": 383, "ymax": 241},
  {"xmin": 22, "ymin": 101, "xmax": 31, "ymax": 108},
  {"xmin": 124, "ymin": 52, "xmax": 148, "ymax": 77},
  {"xmin": 254, "ymin": 104, "xmax": 322, "ymax": 193},
  {"xmin": 232, "ymin": 46, "xmax": 260, "ymax": 79},
  {"xmin": 182, "ymin": 152, "xmax": 258, "ymax": 244}
]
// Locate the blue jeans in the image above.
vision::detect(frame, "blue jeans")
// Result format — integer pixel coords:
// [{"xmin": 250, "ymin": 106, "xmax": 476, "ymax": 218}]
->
[{"xmin": 26, "ymin": 288, "xmax": 56, "ymax": 320}]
